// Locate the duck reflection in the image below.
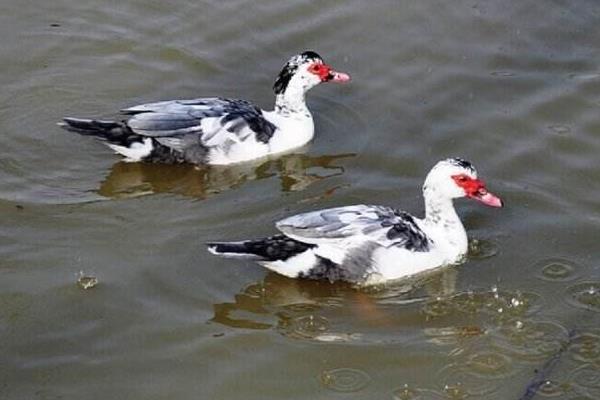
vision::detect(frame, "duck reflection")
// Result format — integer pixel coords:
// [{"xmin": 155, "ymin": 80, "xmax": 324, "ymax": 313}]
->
[
  {"xmin": 211, "ymin": 268, "xmax": 459, "ymax": 333},
  {"xmin": 97, "ymin": 152, "xmax": 355, "ymax": 199}
]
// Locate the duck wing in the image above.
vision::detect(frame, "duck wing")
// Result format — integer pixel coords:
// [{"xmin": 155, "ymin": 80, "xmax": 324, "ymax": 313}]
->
[
  {"xmin": 276, "ymin": 205, "xmax": 431, "ymax": 253},
  {"xmin": 121, "ymin": 97, "xmax": 277, "ymax": 156}
]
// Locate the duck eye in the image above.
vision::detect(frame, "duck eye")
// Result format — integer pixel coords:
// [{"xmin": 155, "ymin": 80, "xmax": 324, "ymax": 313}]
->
[
  {"xmin": 308, "ymin": 63, "xmax": 326, "ymax": 75},
  {"xmin": 458, "ymin": 176, "xmax": 467, "ymax": 182}
]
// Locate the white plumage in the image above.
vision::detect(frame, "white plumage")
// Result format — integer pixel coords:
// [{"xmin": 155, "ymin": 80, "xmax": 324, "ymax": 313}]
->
[{"xmin": 208, "ymin": 158, "xmax": 503, "ymax": 285}]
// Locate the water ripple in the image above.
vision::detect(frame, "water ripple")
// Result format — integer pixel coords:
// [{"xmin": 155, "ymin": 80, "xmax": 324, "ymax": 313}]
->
[
  {"xmin": 392, "ymin": 384, "xmax": 426, "ymax": 400},
  {"xmin": 319, "ymin": 368, "xmax": 371, "ymax": 393},
  {"xmin": 569, "ymin": 364, "xmax": 600, "ymax": 397},
  {"xmin": 534, "ymin": 257, "xmax": 580, "ymax": 282},
  {"xmin": 468, "ymin": 239, "xmax": 499, "ymax": 260},
  {"xmin": 465, "ymin": 351, "xmax": 514, "ymax": 378},
  {"xmin": 435, "ymin": 351, "xmax": 514, "ymax": 399},
  {"xmin": 536, "ymin": 379, "xmax": 568, "ymax": 397},
  {"xmin": 490, "ymin": 320, "xmax": 568, "ymax": 362},
  {"xmin": 436, "ymin": 367, "xmax": 500, "ymax": 398},
  {"xmin": 278, "ymin": 314, "xmax": 329, "ymax": 340},
  {"xmin": 565, "ymin": 281, "xmax": 600, "ymax": 312},
  {"xmin": 571, "ymin": 329, "xmax": 600, "ymax": 366},
  {"xmin": 422, "ymin": 288, "xmax": 542, "ymax": 320},
  {"xmin": 424, "ymin": 326, "xmax": 486, "ymax": 346}
]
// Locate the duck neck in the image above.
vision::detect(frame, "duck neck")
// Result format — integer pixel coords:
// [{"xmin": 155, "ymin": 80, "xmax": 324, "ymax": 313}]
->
[
  {"xmin": 274, "ymin": 86, "xmax": 311, "ymax": 118},
  {"xmin": 423, "ymin": 188, "xmax": 468, "ymax": 251}
]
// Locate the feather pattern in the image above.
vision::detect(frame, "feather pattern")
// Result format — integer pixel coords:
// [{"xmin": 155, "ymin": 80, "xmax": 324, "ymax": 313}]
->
[{"xmin": 276, "ymin": 205, "xmax": 430, "ymax": 251}]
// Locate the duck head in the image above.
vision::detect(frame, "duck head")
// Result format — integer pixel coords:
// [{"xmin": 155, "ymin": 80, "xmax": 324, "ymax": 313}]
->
[
  {"xmin": 423, "ymin": 158, "xmax": 503, "ymax": 208},
  {"xmin": 273, "ymin": 51, "xmax": 350, "ymax": 97}
]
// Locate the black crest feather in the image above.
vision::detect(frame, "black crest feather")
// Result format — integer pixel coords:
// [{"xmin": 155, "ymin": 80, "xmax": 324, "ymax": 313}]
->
[
  {"xmin": 301, "ymin": 50, "xmax": 322, "ymax": 60},
  {"xmin": 273, "ymin": 51, "xmax": 324, "ymax": 95},
  {"xmin": 448, "ymin": 157, "xmax": 475, "ymax": 173}
]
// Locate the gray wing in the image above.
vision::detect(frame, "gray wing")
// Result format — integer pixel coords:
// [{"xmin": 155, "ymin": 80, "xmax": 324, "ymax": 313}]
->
[
  {"xmin": 121, "ymin": 97, "xmax": 277, "ymax": 150},
  {"xmin": 276, "ymin": 205, "xmax": 431, "ymax": 252}
]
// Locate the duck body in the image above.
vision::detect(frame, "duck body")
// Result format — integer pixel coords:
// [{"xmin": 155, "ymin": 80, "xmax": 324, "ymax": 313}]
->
[
  {"xmin": 60, "ymin": 51, "xmax": 349, "ymax": 165},
  {"xmin": 208, "ymin": 158, "xmax": 503, "ymax": 285}
]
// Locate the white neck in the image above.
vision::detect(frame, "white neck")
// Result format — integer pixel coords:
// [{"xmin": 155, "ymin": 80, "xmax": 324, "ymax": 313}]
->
[
  {"xmin": 274, "ymin": 90, "xmax": 310, "ymax": 117},
  {"xmin": 423, "ymin": 188, "xmax": 468, "ymax": 255},
  {"xmin": 263, "ymin": 84, "xmax": 315, "ymax": 153}
]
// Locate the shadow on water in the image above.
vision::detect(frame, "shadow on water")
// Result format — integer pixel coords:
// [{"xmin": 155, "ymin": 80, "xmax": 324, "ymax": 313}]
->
[
  {"xmin": 210, "ymin": 267, "xmax": 462, "ymax": 335},
  {"xmin": 96, "ymin": 152, "xmax": 355, "ymax": 199},
  {"xmin": 210, "ymin": 238, "xmax": 503, "ymax": 336},
  {"xmin": 210, "ymin": 256, "xmax": 600, "ymax": 398}
]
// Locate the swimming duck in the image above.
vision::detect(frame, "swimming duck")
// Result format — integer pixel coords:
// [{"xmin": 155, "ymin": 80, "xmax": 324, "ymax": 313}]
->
[
  {"xmin": 207, "ymin": 158, "xmax": 503, "ymax": 284},
  {"xmin": 60, "ymin": 51, "xmax": 350, "ymax": 165}
]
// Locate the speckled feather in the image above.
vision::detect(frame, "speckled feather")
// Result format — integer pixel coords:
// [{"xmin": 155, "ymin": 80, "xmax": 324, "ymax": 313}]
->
[{"xmin": 276, "ymin": 205, "xmax": 431, "ymax": 251}]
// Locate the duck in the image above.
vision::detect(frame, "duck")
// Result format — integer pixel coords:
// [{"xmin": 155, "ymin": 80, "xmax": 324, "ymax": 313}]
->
[
  {"xmin": 207, "ymin": 158, "xmax": 503, "ymax": 285},
  {"xmin": 59, "ymin": 51, "xmax": 350, "ymax": 165}
]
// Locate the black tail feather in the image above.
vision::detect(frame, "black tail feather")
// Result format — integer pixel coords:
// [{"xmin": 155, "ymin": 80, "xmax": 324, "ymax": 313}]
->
[
  {"xmin": 207, "ymin": 235, "xmax": 315, "ymax": 261},
  {"xmin": 60, "ymin": 117, "xmax": 122, "ymax": 134},
  {"xmin": 60, "ymin": 117, "xmax": 142, "ymax": 147}
]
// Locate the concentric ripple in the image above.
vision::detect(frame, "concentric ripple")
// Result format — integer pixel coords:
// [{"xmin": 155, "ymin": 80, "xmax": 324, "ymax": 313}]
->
[
  {"xmin": 535, "ymin": 379, "xmax": 567, "ymax": 398},
  {"xmin": 490, "ymin": 320, "xmax": 568, "ymax": 361},
  {"xmin": 278, "ymin": 314, "xmax": 329, "ymax": 339},
  {"xmin": 571, "ymin": 329, "xmax": 600, "ymax": 366},
  {"xmin": 392, "ymin": 384, "xmax": 424, "ymax": 400},
  {"xmin": 569, "ymin": 364, "xmax": 600, "ymax": 395},
  {"xmin": 422, "ymin": 288, "xmax": 541, "ymax": 320},
  {"xmin": 565, "ymin": 281, "xmax": 600, "ymax": 312},
  {"xmin": 436, "ymin": 359, "xmax": 505, "ymax": 398},
  {"xmin": 534, "ymin": 258, "xmax": 579, "ymax": 282},
  {"xmin": 319, "ymin": 368, "xmax": 371, "ymax": 393},
  {"xmin": 441, "ymin": 383, "xmax": 469, "ymax": 399},
  {"xmin": 468, "ymin": 239, "xmax": 499, "ymax": 260},
  {"xmin": 466, "ymin": 351, "xmax": 514, "ymax": 378}
]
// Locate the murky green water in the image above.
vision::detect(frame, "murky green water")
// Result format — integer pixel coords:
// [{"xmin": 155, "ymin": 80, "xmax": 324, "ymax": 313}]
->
[{"xmin": 2, "ymin": 1, "xmax": 600, "ymax": 399}]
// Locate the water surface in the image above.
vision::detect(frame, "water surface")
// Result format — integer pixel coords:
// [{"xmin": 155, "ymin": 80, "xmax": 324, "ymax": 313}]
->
[{"xmin": 2, "ymin": 1, "xmax": 600, "ymax": 399}]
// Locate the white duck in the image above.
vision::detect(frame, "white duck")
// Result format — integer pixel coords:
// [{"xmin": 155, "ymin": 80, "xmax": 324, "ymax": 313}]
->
[
  {"xmin": 59, "ymin": 51, "xmax": 350, "ymax": 165},
  {"xmin": 208, "ymin": 158, "xmax": 503, "ymax": 285}
]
